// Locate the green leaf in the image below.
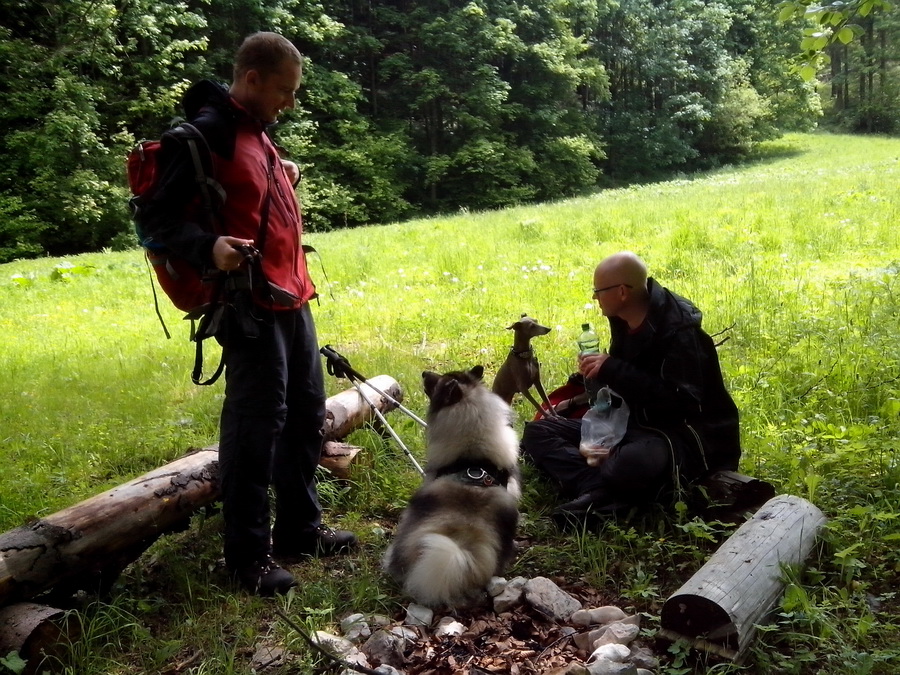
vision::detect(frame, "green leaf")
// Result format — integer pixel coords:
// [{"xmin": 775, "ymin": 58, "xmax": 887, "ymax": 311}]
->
[
  {"xmin": 837, "ymin": 26, "xmax": 854, "ymax": 44},
  {"xmin": 778, "ymin": 5, "xmax": 797, "ymax": 22},
  {"xmin": 800, "ymin": 64, "xmax": 818, "ymax": 81},
  {"xmin": 834, "ymin": 542, "xmax": 863, "ymax": 559},
  {"xmin": 0, "ymin": 651, "xmax": 27, "ymax": 675}
]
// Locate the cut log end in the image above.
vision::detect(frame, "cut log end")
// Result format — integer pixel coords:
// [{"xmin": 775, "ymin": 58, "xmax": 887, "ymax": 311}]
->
[
  {"xmin": 319, "ymin": 442, "xmax": 364, "ymax": 479},
  {"xmin": 0, "ymin": 603, "xmax": 79, "ymax": 674},
  {"xmin": 659, "ymin": 594, "xmax": 738, "ymax": 653}
]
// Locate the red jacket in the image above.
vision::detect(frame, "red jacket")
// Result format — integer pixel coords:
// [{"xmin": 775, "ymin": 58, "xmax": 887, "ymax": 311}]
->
[{"xmin": 142, "ymin": 80, "xmax": 315, "ymax": 310}]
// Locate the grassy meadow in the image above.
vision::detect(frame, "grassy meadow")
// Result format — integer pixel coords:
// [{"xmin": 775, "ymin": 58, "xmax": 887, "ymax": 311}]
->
[{"xmin": 1, "ymin": 131, "xmax": 899, "ymax": 673}]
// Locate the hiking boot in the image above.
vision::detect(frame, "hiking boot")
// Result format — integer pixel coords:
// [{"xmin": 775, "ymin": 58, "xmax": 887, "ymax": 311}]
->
[
  {"xmin": 231, "ymin": 556, "xmax": 297, "ymax": 596},
  {"xmin": 551, "ymin": 490, "xmax": 630, "ymax": 530},
  {"xmin": 272, "ymin": 525, "xmax": 358, "ymax": 562}
]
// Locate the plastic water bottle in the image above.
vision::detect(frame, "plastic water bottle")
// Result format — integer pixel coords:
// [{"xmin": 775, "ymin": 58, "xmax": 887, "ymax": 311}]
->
[{"xmin": 577, "ymin": 323, "xmax": 600, "ymax": 355}]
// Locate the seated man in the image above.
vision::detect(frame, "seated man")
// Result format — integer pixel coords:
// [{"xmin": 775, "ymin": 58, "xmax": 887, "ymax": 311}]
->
[{"xmin": 521, "ymin": 251, "xmax": 741, "ymax": 525}]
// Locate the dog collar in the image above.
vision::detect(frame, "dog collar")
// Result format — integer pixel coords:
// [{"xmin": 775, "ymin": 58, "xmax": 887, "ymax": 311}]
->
[
  {"xmin": 435, "ymin": 461, "xmax": 510, "ymax": 488},
  {"xmin": 510, "ymin": 347, "xmax": 532, "ymax": 359}
]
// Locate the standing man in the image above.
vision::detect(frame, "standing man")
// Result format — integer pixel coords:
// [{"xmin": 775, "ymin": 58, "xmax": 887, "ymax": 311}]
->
[
  {"xmin": 521, "ymin": 251, "xmax": 741, "ymax": 527},
  {"xmin": 142, "ymin": 32, "xmax": 356, "ymax": 595}
]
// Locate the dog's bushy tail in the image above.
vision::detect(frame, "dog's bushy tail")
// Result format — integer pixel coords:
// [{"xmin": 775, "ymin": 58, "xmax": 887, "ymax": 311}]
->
[{"xmin": 404, "ymin": 533, "xmax": 497, "ymax": 607}]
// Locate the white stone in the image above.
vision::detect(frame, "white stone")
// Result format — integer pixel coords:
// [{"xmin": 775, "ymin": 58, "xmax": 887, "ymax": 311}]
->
[
  {"xmin": 403, "ymin": 603, "xmax": 433, "ymax": 627},
  {"xmin": 434, "ymin": 616, "xmax": 466, "ymax": 637},
  {"xmin": 573, "ymin": 627, "xmax": 605, "ymax": 652},
  {"xmin": 339, "ymin": 647, "xmax": 371, "ymax": 670},
  {"xmin": 374, "ymin": 666, "xmax": 404, "ymax": 675},
  {"xmin": 594, "ymin": 622, "xmax": 640, "ymax": 647},
  {"xmin": 570, "ymin": 609, "xmax": 594, "ymax": 627},
  {"xmin": 524, "ymin": 577, "xmax": 582, "ymax": 622},
  {"xmin": 340, "ymin": 612, "xmax": 371, "ymax": 641},
  {"xmin": 585, "ymin": 661, "xmax": 637, "ymax": 675},
  {"xmin": 487, "ymin": 576, "xmax": 507, "ymax": 596},
  {"xmin": 619, "ymin": 614, "xmax": 641, "ymax": 628},
  {"xmin": 588, "ymin": 642, "xmax": 630, "ymax": 663},
  {"xmin": 493, "ymin": 576, "xmax": 527, "ymax": 613},
  {"xmin": 313, "ymin": 631, "xmax": 355, "ymax": 657},
  {"xmin": 250, "ymin": 643, "xmax": 284, "ymax": 670},
  {"xmin": 588, "ymin": 606, "xmax": 628, "ymax": 625},
  {"xmin": 361, "ymin": 630, "xmax": 405, "ymax": 668},
  {"xmin": 389, "ymin": 625, "xmax": 419, "ymax": 644},
  {"xmin": 629, "ymin": 646, "xmax": 659, "ymax": 670}
]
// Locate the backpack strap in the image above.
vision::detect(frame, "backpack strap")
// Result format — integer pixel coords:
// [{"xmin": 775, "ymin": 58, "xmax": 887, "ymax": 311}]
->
[{"xmin": 180, "ymin": 122, "xmax": 226, "ymax": 220}]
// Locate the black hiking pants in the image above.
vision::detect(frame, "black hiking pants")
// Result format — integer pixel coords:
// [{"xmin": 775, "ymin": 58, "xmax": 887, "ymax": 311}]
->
[
  {"xmin": 521, "ymin": 416, "xmax": 674, "ymax": 504},
  {"xmin": 218, "ymin": 302, "xmax": 326, "ymax": 568}
]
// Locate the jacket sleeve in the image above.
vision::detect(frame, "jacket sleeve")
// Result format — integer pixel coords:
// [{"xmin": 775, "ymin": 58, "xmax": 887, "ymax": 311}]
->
[
  {"xmin": 592, "ymin": 328, "xmax": 708, "ymax": 423},
  {"xmin": 138, "ymin": 131, "xmax": 218, "ymax": 269}
]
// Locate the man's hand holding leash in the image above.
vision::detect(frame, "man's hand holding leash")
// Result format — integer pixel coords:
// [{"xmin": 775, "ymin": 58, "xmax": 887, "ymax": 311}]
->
[{"xmin": 213, "ymin": 235, "xmax": 257, "ymax": 271}]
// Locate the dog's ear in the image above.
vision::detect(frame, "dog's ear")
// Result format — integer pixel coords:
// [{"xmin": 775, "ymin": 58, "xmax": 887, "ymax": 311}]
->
[
  {"xmin": 422, "ymin": 371, "xmax": 440, "ymax": 398},
  {"xmin": 431, "ymin": 378, "xmax": 463, "ymax": 408},
  {"xmin": 506, "ymin": 323, "xmax": 517, "ymax": 330},
  {"xmin": 469, "ymin": 365, "xmax": 484, "ymax": 380}
]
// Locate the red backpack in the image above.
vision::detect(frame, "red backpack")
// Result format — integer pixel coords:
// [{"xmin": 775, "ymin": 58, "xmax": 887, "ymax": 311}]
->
[
  {"xmin": 127, "ymin": 122, "xmax": 226, "ymax": 318},
  {"xmin": 127, "ymin": 122, "xmax": 228, "ymax": 384},
  {"xmin": 534, "ymin": 375, "xmax": 590, "ymax": 420}
]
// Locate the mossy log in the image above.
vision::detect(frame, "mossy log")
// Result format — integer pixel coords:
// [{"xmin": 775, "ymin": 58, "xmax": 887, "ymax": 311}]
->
[{"xmin": 0, "ymin": 375, "xmax": 402, "ymax": 608}]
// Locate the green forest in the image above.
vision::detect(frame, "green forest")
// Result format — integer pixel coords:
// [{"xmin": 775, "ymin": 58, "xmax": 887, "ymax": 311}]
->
[
  {"xmin": 2, "ymin": 0, "xmax": 897, "ymax": 264},
  {"xmin": 0, "ymin": 0, "xmax": 900, "ymax": 262}
]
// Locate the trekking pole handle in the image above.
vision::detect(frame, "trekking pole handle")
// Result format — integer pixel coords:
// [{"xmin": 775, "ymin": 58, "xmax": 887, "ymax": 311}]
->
[{"xmin": 320, "ymin": 344, "xmax": 365, "ymax": 381}]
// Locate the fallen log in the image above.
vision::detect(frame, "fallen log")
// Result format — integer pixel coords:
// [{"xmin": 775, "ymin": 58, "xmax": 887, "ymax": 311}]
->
[
  {"xmin": 0, "ymin": 603, "xmax": 77, "ymax": 675},
  {"xmin": 323, "ymin": 375, "xmax": 403, "ymax": 440},
  {"xmin": 0, "ymin": 375, "xmax": 403, "ymax": 608},
  {"xmin": 659, "ymin": 494, "xmax": 827, "ymax": 661}
]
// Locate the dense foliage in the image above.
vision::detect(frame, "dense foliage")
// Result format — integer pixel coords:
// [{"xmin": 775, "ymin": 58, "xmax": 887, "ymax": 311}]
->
[
  {"xmin": 0, "ymin": 0, "xmax": 821, "ymax": 259},
  {"xmin": 781, "ymin": 0, "xmax": 900, "ymax": 133}
]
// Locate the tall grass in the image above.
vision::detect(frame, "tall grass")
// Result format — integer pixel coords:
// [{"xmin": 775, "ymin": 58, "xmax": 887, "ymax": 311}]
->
[{"xmin": 1, "ymin": 132, "xmax": 898, "ymax": 673}]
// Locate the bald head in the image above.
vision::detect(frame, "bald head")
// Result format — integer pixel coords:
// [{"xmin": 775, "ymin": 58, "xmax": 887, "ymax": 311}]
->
[
  {"xmin": 594, "ymin": 251, "xmax": 648, "ymax": 291},
  {"xmin": 592, "ymin": 251, "xmax": 650, "ymax": 327}
]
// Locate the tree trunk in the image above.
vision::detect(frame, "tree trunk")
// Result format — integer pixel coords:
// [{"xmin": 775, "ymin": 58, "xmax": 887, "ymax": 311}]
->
[
  {"xmin": 0, "ymin": 376, "xmax": 403, "ymax": 608},
  {"xmin": 659, "ymin": 495, "xmax": 827, "ymax": 661}
]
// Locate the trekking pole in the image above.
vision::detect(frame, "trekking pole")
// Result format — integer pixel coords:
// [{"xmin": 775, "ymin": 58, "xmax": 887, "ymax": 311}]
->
[
  {"xmin": 320, "ymin": 345, "xmax": 427, "ymax": 428},
  {"xmin": 320, "ymin": 346, "xmax": 426, "ymax": 477}
]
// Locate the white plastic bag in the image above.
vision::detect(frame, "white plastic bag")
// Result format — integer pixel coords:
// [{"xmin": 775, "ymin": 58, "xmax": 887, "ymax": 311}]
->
[{"xmin": 579, "ymin": 387, "xmax": 629, "ymax": 466}]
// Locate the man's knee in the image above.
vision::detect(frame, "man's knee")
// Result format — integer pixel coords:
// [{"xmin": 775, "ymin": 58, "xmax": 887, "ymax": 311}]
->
[{"xmin": 521, "ymin": 419, "xmax": 560, "ymax": 461}]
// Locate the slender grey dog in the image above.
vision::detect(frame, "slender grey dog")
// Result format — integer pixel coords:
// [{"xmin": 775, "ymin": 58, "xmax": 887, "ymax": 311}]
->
[{"xmin": 491, "ymin": 314, "xmax": 558, "ymax": 418}]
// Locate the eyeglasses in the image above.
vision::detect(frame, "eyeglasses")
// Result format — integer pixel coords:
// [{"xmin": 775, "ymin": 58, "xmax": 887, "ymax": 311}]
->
[{"xmin": 592, "ymin": 283, "xmax": 632, "ymax": 296}]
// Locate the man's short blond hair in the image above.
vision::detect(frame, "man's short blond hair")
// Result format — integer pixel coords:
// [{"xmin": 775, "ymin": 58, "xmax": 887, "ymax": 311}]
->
[{"xmin": 234, "ymin": 32, "xmax": 303, "ymax": 80}]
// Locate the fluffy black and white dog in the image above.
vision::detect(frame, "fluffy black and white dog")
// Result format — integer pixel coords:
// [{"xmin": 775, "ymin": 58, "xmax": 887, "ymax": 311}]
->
[{"xmin": 382, "ymin": 366, "xmax": 521, "ymax": 608}]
